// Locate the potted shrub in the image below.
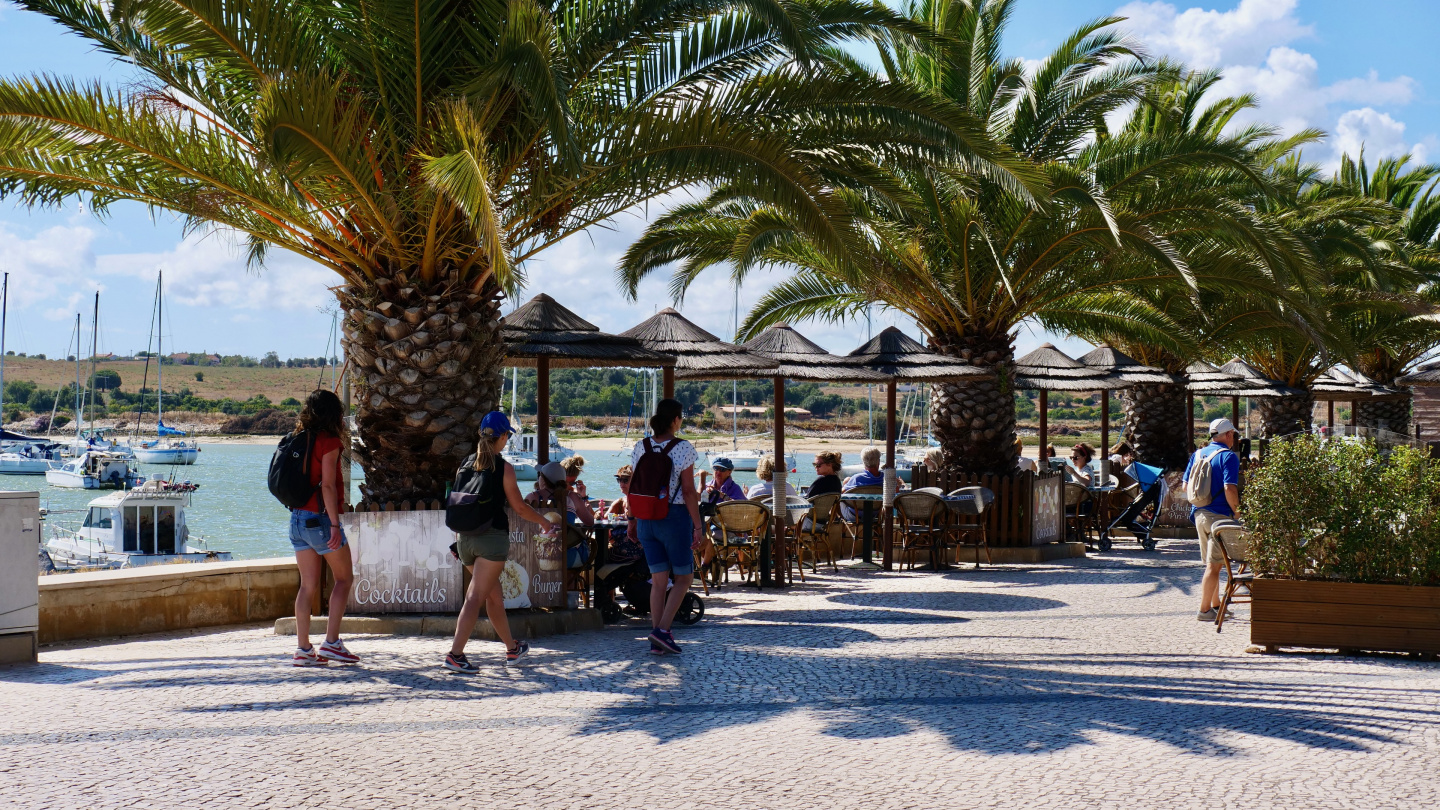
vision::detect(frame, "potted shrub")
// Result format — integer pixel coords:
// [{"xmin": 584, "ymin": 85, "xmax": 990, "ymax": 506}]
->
[{"xmin": 1245, "ymin": 435, "xmax": 1440, "ymax": 655}]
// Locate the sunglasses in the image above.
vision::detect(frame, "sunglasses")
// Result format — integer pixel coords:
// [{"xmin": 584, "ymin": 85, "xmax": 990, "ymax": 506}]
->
[{"xmin": 615, "ymin": 476, "xmax": 631, "ymax": 483}]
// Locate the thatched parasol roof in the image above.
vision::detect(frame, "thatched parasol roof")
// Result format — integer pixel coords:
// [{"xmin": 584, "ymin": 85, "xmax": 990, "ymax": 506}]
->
[
  {"xmin": 1312, "ymin": 367, "xmax": 1408, "ymax": 402},
  {"xmin": 742, "ymin": 325, "xmax": 887, "ymax": 383},
  {"xmin": 1217, "ymin": 358, "xmax": 1304, "ymax": 398},
  {"xmin": 618, "ymin": 308, "xmax": 778, "ymax": 380},
  {"xmin": 846, "ymin": 327, "xmax": 993, "ymax": 382},
  {"xmin": 1185, "ymin": 360, "xmax": 1260, "ymax": 395},
  {"xmin": 1077, "ymin": 344, "xmax": 1182, "ymax": 385},
  {"xmin": 1014, "ymin": 343, "xmax": 1125, "ymax": 391},
  {"xmin": 1398, "ymin": 361, "xmax": 1440, "ymax": 387},
  {"xmin": 502, "ymin": 294, "xmax": 675, "ymax": 368}
]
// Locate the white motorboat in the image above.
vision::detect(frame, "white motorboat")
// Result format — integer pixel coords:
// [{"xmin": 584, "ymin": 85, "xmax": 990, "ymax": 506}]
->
[
  {"xmin": 0, "ymin": 447, "xmax": 64, "ymax": 475},
  {"xmin": 45, "ymin": 451, "xmax": 145, "ymax": 489},
  {"xmin": 841, "ymin": 454, "xmax": 917, "ymax": 484},
  {"xmin": 503, "ymin": 427, "xmax": 572, "ymax": 481},
  {"xmin": 44, "ymin": 480, "xmax": 226, "ymax": 569}
]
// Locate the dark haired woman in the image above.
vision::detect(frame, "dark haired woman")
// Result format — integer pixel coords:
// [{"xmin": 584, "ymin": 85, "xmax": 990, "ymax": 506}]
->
[
  {"xmin": 445, "ymin": 411, "xmax": 558, "ymax": 674},
  {"xmin": 628, "ymin": 398, "xmax": 702, "ymax": 655},
  {"xmin": 289, "ymin": 389, "xmax": 357, "ymax": 666}
]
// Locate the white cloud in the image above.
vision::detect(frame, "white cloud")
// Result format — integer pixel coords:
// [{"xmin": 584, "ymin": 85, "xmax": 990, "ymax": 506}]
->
[
  {"xmin": 0, "ymin": 222, "xmax": 102, "ymax": 318},
  {"xmin": 1116, "ymin": 0, "xmax": 1312, "ymax": 67},
  {"xmin": 1115, "ymin": 0, "xmax": 1427, "ymax": 166}
]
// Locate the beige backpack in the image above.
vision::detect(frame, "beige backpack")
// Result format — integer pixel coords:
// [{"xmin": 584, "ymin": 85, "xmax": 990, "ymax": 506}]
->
[{"xmin": 1185, "ymin": 446, "xmax": 1223, "ymax": 506}]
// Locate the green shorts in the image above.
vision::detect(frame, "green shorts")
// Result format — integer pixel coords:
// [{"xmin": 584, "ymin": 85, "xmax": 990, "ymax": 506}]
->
[{"xmin": 456, "ymin": 529, "xmax": 510, "ymax": 565}]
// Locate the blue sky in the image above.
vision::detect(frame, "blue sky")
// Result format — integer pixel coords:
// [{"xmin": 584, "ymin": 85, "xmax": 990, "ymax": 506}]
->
[{"xmin": 0, "ymin": 0, "xmax": 1435, "ymax": 361}]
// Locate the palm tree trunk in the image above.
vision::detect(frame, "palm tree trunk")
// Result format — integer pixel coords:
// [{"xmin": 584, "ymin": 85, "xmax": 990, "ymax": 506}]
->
[
  {"xmin": 1122, "ymin": 382, "xmax": 1189, "ymax": 470},
  {"xmin": 1356, "ymin": 396, "xmax": 1411, "ymax": 434},
  {"xmin": 928, "ymin": 333, "xmax": 1017, "ymax": 475},
  {"xmin": 1258, "ymin": 392, "xmax": 1314, "ymax": 439},
  {"xmin": 338, "ymin": 275, "xmax": 505, "ymax": 503}
]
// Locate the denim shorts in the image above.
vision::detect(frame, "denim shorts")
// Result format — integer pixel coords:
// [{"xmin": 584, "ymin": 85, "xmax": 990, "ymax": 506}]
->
[
  {"xmin": 637, "ymin": 508, "xmax": 694, "ymax": 576},
  {"xmin": 289, "ymin": 509, "xmax": 347, "ymax": 555}
]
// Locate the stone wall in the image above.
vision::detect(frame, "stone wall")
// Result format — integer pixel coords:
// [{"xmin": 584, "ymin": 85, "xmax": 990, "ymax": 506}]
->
[{"xmin": 39, "ymin": 558, "xmax": 300, "ymax": 644}]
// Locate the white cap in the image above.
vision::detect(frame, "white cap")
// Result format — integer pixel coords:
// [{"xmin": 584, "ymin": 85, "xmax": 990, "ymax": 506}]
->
[{"xmin": 1209, "ymin": 417, "xmax": 1236, "ymax": 436}]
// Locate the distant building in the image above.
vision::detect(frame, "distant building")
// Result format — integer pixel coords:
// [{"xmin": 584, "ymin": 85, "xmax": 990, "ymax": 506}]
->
[{"xmin": 717, "ymin": 405, "xmax": 812, "ymax": 417}]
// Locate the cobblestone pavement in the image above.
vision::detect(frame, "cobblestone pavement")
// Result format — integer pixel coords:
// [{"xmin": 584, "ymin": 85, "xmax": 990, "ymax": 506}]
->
[{"xmin": 4, "ymin": 541, "xmax": 1439, "ymax": 809}]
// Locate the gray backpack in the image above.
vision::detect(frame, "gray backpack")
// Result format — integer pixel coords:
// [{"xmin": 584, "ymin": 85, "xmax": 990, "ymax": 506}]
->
[{"xmin": 1185, "ymin": 446, "xmax": 1225, "ymax": 506}]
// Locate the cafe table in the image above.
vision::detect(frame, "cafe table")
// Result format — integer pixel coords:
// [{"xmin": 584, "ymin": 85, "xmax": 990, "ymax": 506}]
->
[{"xmin": 841, "ymin": 492, "xmax": 985, "ymax": 571}]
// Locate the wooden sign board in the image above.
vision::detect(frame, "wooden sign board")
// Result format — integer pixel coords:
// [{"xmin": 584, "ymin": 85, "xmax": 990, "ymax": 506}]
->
[
  {"xmin": 1030, "ymin": 473, "xmax": 1063, "ymax": 545},
  {"xmin": 502, "ymin": 506, "xmax": 565, "ymax": 609},
  {"xmin": 343, "ymin": 509, "xmax": 462, "ymax": 613},
  {"xmin": 1155, "ymin": 471, "xmax": 1191, "ymax": 528}
]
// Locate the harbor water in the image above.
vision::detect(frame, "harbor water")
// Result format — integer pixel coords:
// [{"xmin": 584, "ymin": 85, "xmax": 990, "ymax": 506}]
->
[{"xmin": 11, "ymin": 442, "xmax": 875, "ymax": 559}]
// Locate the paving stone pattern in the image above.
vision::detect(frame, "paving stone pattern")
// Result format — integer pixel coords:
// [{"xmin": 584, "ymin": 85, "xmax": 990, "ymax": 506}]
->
[{"xmin": 4, "ymin": 541, "xmax": 1439, "ymax": 809}]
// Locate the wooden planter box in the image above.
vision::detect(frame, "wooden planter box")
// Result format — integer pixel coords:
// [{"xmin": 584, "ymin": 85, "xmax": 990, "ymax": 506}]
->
[{"xmin": 1251, "ymin": 578, "xmax": 1440, "ymax": 655}]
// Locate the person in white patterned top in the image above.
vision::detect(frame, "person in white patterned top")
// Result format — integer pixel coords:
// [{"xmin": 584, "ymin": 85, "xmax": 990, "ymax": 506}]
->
[{"xmin": 628, "ymin": 399, "xmax": 702, "ymax": 655}]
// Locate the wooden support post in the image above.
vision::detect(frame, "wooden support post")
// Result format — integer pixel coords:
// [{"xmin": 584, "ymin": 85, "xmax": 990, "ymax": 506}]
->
[
  {"xmin": 882, "ymin": 379, "xmax": 897, "ymax": 572},
  {"xmin": 537, "ymin": 357, "xmax": 550, "ymax": 465},
  {"xmin": 1038, "ymin": 391, "xmax": 1049, "ymax": 462},
  {"xmin": 1100, "ymin": 389, "xmax": 1110, "ymax": 458},
  {"xmin": 1350, "ymin": 399, "xmax": 1358, "ymax": 429},
  {"xmin": 1231, "ymin": 396, "xmax": 1240, "ymax": 429},
  {"xmin": 1188, "ymin": 391, "xmax": 1196, "ymax": 449},
  {"xmin": 663, "ymin": 366, "xmax": 675, "ymax": 400},
  {"xmin": 1328, "ymin": 400, "xmax": 1334, "ymax": 428},
  {"xmin": 772, "ymin": 376, "xmax": 787, "ymax": 587}
]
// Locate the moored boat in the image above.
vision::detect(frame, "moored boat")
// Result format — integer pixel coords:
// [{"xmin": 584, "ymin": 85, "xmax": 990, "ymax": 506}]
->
[
  {"xmin": 44, "ymin": 479, "xmax": 225, "ymax": 568},
  {"xmin": 45, "ymin": 451, "xmax": 144, "ymax": 489}
]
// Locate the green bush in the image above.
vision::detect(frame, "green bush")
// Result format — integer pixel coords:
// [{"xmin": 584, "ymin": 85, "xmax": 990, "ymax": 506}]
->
[{"xmin": 1246, "ymin": 435, "xmax": 1440, "ymax": 586}]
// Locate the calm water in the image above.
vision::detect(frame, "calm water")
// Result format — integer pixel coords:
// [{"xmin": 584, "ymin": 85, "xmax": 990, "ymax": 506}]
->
[{"xmin": 11, "ymin": 442, "xmax": 872, "ymax": 559}]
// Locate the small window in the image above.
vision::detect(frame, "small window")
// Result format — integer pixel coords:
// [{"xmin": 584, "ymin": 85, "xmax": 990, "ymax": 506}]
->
[
  {"xmin": 138, "ymin": 507, "xmax": 156, "ymax": 555},
  {"xmin": 156, "ymin": 506, "xmax": 177, "ymax": 555},
  {"xmin": 123, "ymin": 506, "xmax": 139, "ymax": 552},
  {"xmin": 83, "ymin": 508, "xmax": 113, "ymax": 530}
]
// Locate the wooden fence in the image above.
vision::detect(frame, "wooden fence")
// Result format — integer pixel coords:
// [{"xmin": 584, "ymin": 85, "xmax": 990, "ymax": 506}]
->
[
  {"xmin": 910, "ymin": 468, "xmax": 1065, "ymax": 547},
  {"xmin": 354, "ymin": 500, "xmax": 443, "ymax": 512}
]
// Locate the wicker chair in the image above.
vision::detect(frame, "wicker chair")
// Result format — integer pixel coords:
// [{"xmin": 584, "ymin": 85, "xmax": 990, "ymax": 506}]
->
[
  {"xmin": 712, "ymin": 500, "xmax": 771, "ymax": 584},
  {"xmin": 838, "ymin": 485, "xmax": 883, "ymax": 558},
  {"xmin": 1063, "ymin": 482, "xmax": 1093, "ymax": 544},
  {"xmin": 1210, "ymin": 519, "xmax": 1253, "ymax": 633},
  {"xmin": 894, "ymin": 491, "xmax": 949, "ymax": 570},
  {"xmin": 946, "ymin": 486, "xmax": 993, "ymax": 568},
  {"xmin": 797, "ymin": 492, "xmax": 842, "ymax": 574}
]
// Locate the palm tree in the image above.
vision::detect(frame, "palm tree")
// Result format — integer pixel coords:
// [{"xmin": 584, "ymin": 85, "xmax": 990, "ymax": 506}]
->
[
  {"xmin": 622, "ymin": 2, "xmax": 1284, "ymax": 474},
  {"xmin": 0, "ymin": 0, "xmax": 998, "ymax": 501},
  {"xmin": 1325, "ymin": 152, "xmax": 1440, "ymax": 432}
]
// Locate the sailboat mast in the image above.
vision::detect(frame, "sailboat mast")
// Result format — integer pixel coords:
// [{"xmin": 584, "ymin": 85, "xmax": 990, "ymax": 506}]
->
[
  {"xmin": 73, "ymin": 313, "xmax": 82, "ymax": 439},
  {"xmin": 87, "ymin": 292, "xmax": 99, "ymax": 432},
  {"xmin": 156, "ymin": 272, "xmax": 163, "ymax": 430},
  {"xmin": 0, "ymin": 272, "xmax": 8, "ymax": 419}
]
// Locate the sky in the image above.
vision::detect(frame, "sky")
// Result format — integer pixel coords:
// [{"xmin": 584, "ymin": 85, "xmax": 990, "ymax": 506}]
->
[{"xmin": 0, "ymin": 0, "xmax": 1436, "ymax": 362}]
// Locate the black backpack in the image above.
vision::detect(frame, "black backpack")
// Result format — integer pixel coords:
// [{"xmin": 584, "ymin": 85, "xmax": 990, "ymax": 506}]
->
[
  {"xmin": 446, "ymin": 455, "xmax": 504, "ymax": 533},
  {"xmin": 268, "ymin": 430, "xmax": 317, "ymax": 509}
]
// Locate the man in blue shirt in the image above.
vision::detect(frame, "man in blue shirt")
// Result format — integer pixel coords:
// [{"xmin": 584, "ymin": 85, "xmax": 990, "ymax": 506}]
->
[{"xmin": 1183, "ymin": 418, "xmax": 1242, "ymax": 622}]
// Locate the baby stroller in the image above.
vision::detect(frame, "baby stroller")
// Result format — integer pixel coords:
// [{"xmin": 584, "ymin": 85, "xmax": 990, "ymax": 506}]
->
[
  {"xmin": 1104, "ymin": 461, "xmax": 1165, "ymax": 552},
  {"xmin": 594, "ymin": 526, "xmax": 704, "ymax": 625}
]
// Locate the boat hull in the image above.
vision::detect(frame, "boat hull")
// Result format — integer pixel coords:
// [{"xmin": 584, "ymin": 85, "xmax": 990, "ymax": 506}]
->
[
  {"xmin": 705, "ymin": 452, "xmax": 797, "ymax": 472},
  {"xmin": 0, "ymin": 456, "xmax": 52, "ymax": 475},
  {"xmin": 840, "ymin": 462, "xmax": 914, "ymax": 484},
  {"xmin": 134, "ymin": 447, "xmax": 200, "ymax": 465}
]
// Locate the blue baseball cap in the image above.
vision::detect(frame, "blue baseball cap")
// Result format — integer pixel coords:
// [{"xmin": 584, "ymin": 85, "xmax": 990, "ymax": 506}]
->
[
  {"xmin": 711, "ymin": 456, "xmax": 734, "ymax": 470},
  {"xmin": 480, "ymin": 411, "xmax": 516, "ymax": 436}
]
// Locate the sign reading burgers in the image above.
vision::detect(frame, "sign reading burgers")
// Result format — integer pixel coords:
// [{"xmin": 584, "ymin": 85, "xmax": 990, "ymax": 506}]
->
[{"xmin": 502, "ymin": 505, "xmax": 565, "ymax": 609}]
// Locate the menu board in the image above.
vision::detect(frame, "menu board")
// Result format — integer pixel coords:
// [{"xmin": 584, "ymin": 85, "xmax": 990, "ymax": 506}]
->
[
  {"xmin": 343, "ymin": 509, "xmax": 462, "ymax": 613},
  {"xmin": 501, "ymin": 506, "xmax": 566, "ymax": 609},
  {"xmin": 1155, "ymin": 471, "xmax": 1192, "ymax": 528},
  {"xmin": 1030, "ymin": 473, "xmax": 1064, "ymax": 544}
]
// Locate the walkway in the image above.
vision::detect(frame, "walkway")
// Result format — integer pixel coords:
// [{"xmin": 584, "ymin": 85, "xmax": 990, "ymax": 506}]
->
[{"xmin": 4, "ymin": 541, "xmax": 1438, "ymax": 809}]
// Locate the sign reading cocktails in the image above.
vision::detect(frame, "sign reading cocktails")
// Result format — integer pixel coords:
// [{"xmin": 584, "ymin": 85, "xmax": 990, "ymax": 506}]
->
[{"xmin": 342, "ymin": 506, "xmax": 565, "ymax": 613}]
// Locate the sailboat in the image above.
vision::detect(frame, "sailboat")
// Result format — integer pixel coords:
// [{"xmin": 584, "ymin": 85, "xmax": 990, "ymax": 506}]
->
[
  {"xmin": 48, "ymin": 295, "xmax": 143, "ymax": 488},
  {"xmin": 498, "ymin": 367, "xmax": 572, "ymax": 479},
  {"xmin": 132, "ymin": 272, "xmax": 200, "ymax": 465},
  {"xmin": 0, "ymin": 273, "xmax": 66, "ymax": 473},
  {"xmin": 702, "ymin": 285, "xmax": 794, "ymax": 472}
]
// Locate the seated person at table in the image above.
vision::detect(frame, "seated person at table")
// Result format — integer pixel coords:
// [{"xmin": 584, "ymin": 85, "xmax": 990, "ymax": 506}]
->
[
  {"xmin": 1015, "ymin": 438, "xmax": 1038, "ymax": 473},
  {"xmin": 559, "ymin": 455, "xmax": 589, "ymax": 503},
  {"xmin": 746, "ymin": 456, "xmax": 799, "ymax": 500},
  {"xmin": 806, "ymin": 451, "xmax": 844, "ymax": 498},
  {"xmin": 1065, "ymin": 443, "xmax": 1095, "ymax": 487},
  {"xmin": 604, "ymin": 465, "xmax": 644, "ymax": 563},
  {"xmin": 526, "ymin": 462, "xmax": 596, "ymax": 526},
  {"xmin": 843, "ymin": 447, "xmax": 884, "ymax": 490},
  {"xmin": 922, "ymin": 448, "xmax": 944, "ymax": 472},
  {"xmin": 701, "ymin": 456, "xmax": 746, "ymax": 503},
  {"xmin": 1108, "ymin": 441, "xmax": 1133, "ymax": 469}
]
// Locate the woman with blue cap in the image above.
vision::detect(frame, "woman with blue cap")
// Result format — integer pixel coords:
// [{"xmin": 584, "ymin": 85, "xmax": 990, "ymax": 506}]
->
[{"xmin": 445, "ymin": 411, "xmax": 557, "ymax": 674}]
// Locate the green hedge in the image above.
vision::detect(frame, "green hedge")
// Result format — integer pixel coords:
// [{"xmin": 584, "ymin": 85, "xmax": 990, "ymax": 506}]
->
[{"xmin": 1246, "ymin": 435, "xmax": 1440, "ymax": 586}]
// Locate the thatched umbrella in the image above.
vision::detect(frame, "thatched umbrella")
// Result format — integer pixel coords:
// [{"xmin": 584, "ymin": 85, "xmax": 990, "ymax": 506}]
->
[
  {"xmin": 619, "ymin": 307, "xmax": 778, "ymax": 383},
  {"xmin": 503, "ymin": 293, "xmax": 675, "ymax": 464},
  {"xmin": 1183, "ymin": 361, "xmax": 1261, "ymax": 447},
  {"xmin": 1217, "ymin": 358, "xmax": 1303, "ymax": 434},
  {"xmin": 1397, "ymin": 361, "xmax": 1440, "ymax": 386},
  {"xmin": 1014, "ymin": 344, "xmax": 1123, "ymax": 460},
  {"xmin": 1078, "ymin": 345, "xmax": 1181, "ymax": 457},
  {"xmin": 743, "ymin": 325, "xmax": 887, "ymax": 585},
  {"xmin": 848, "ymin": 327, "xmax": 993, "ymax": 570},
  {"xmin": 1312, "ymin": 367, "xmax": 1408, "ymax": 430}
]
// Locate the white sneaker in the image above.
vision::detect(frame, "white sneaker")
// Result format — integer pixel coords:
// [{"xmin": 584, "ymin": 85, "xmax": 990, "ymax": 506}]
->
[
  {"xmin": 317, "ymin": 639, "xmax": 359, "ymax": 664},
  {"xmin": 293, "ymin": 646, "xmax": 327, "ymax": 667},
  {"xmin": 1197, "ymin": 608, "xmax": 1218, "ymax": 622}
]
